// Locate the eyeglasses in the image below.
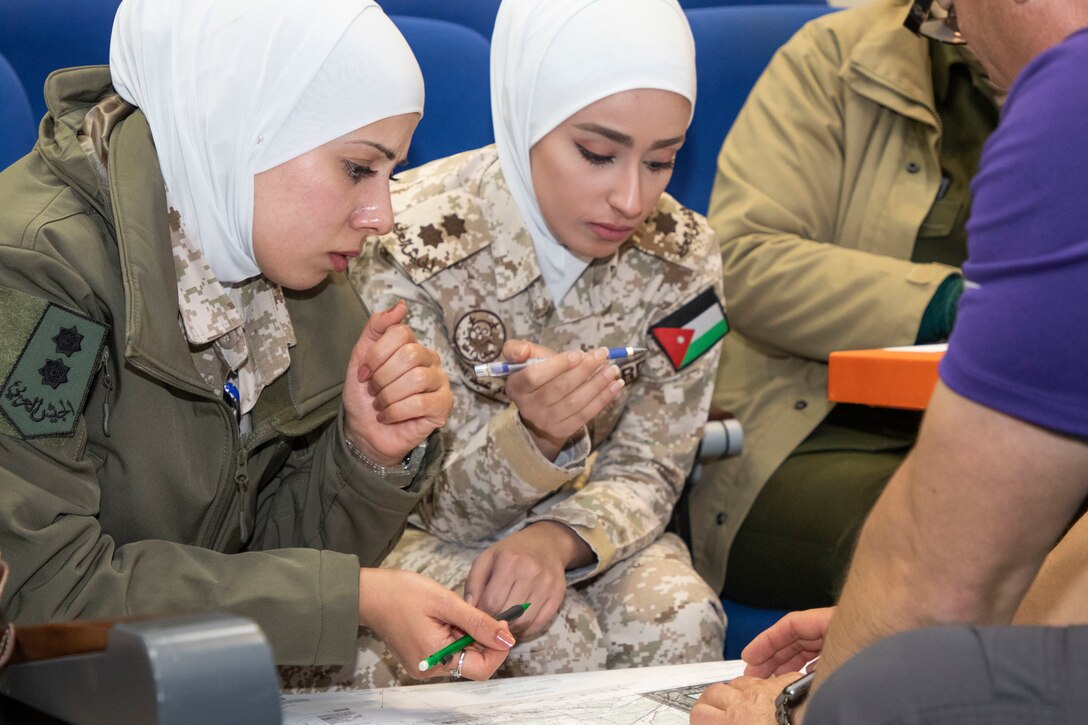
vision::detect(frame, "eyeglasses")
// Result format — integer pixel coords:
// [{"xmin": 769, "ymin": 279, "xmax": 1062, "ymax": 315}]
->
[{"xmin": 904, "ymin": 0, "xmax": 966, "ymax": 45}]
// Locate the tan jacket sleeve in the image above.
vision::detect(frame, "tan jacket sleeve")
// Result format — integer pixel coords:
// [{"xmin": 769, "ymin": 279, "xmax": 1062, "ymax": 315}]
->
[{"xmin": 709, "ymin": 21, "xmax": 958, "ymax": 361}]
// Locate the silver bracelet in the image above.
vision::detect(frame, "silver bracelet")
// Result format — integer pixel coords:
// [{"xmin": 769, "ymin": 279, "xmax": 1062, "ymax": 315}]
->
[{"xmin": 343, "ymin": 436, "xmax": 425, "ymax": 479}]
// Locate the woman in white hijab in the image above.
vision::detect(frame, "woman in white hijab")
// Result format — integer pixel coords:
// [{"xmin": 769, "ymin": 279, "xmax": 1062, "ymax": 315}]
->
[
  {"xmin": 0, "ymin": 0, "xmax": 516, "ymax": 683},
  {"xmin": 331, "ymin": 0, "xmax": 728, "ymax": 688}
]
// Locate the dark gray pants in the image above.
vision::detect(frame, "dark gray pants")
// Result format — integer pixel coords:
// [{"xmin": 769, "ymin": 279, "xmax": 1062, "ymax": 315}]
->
[{"xmin": 806, "ymin": 625, "xmax": 1088, "ymax": 724}]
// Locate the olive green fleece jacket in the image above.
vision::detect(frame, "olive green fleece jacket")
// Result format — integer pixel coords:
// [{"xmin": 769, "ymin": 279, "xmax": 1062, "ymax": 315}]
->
[{"xmin": 0, "ymin": 67, "xmax": 440, "ymax": 665}]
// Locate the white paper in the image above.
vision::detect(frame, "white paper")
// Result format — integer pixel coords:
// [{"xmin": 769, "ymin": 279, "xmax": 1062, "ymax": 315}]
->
[{"xmin": 281, "ymin": 660, "xmax": 745, "ymax": 724}]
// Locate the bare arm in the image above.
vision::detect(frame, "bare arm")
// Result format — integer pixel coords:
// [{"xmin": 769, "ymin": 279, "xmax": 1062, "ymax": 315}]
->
[
  {"xmin": 1014, "ymin": 511, "xmax": 1088, "ymax": 626},
  {"xmin": 808, "ymin": 382, "xmax": 1088, "ymax": 711}
]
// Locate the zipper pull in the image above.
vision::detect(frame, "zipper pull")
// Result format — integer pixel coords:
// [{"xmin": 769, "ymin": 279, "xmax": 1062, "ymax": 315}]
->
[
  {"xmin": 236, "ymin": 448, "xmax": 250, "ymax": 543},
  {"xmin": 236, "ymin": 473, "xmax": 250, "ymax": 542},
  {"xmin": 99, "ymin": 348, "xmax": 114, "ymax": 437}
]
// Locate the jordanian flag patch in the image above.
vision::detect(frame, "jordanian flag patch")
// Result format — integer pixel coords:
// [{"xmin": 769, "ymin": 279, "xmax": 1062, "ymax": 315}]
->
[{"xmin": 649, "ymin": 288, "xmax": 728, "ymax": 371}]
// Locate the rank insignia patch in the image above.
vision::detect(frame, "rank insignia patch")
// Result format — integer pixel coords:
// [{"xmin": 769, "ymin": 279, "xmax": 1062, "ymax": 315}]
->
[
  {"xmin": 0, "ymin": 300, "xmax": 109, "ymax": 439},
  {"xmin": 649, "ymin": 288, "xmax": 728, "ymax": 371}
]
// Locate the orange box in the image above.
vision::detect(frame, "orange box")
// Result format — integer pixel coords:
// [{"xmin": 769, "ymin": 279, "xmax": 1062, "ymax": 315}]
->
[{"xmin": 827, "ymin": 347, "xmax": 945, "ymax": 410}]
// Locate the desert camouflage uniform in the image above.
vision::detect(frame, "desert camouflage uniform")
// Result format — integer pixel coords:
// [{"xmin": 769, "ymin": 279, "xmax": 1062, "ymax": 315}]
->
[
  {"xmin": 168, "ymin": 191, "xmax": 295, "ymax": 416},
  {"xmin": 281, "ymin": 146, "xmax": 726, "ymax": 690}
]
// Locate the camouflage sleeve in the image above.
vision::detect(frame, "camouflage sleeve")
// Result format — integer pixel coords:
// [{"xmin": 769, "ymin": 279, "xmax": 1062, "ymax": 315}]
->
[
  {"xmin": 525, "ymin": 226, "xmax": 725, "ymax": 580},
  {"xmin": 351, "ymin": 243, "xmax": 591, "ymax": 545}
]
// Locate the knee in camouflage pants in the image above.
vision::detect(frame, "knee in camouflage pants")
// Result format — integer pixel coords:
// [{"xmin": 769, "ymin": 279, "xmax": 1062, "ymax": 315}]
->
[{"xmin": 279, "ymin": 529, "xmax": 726, "ymax": 692}]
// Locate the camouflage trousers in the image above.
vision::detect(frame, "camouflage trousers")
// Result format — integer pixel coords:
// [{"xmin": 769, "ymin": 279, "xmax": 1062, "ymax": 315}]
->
[{"xmin": 279, "ymin": 529, "xmax": 726, "ymax": 692}]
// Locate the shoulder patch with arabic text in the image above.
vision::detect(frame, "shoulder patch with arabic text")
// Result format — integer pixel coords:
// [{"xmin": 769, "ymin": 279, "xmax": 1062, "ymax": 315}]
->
[{"xmin": 0, "ymin": 288, "xmax": 109, "ymax": 439}]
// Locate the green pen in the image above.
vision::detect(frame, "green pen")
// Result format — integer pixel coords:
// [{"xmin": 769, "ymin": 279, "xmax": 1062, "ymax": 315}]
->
[{"xmin": 417, "ymin": 603, "xmax": 530, "ymax": 672}]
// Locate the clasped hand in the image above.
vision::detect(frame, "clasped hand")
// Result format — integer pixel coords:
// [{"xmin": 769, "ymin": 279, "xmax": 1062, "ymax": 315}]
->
[
  {"xmin": 343, "ymin": 300, "xmax": 453, "ymax": 466},
  {"xmin": 502, "ymin": 340, "xmax": 625, "ymax": 461}
]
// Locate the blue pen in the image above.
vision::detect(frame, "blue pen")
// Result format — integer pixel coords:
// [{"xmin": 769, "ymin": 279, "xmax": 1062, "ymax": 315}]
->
[
  {"xmin": 223, "ymin": 379, "xmax": 241, "ymax": 422},
  {"xmin": 473, "ymin": 346, "xmax": 646, "ymax": 378}
]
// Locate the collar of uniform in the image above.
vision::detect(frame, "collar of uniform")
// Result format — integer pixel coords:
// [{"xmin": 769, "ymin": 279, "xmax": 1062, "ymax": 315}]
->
[
  {"xmin": 168, "ymin": 191, "xmax": 296, "ymax": 415},
  {"xmin": 549, "ymin": 252, "xmax": 618, "ymax": 323},
  {"xmin": 39, "ymin": 67, "xmax": 122, "ymax": 232},
  {"xmin": 104, "ymin": 104, "xmax": 356, "ymax": 420},
  {"xmin": 107, "ymin": 108, "xmax": 213, "ymax": 394},
  {"xmin": 845, "ymin": 0, "xmax": 939, "ymax": 128},
  {"xmin": 483, "ymin": 160, "xmax": 545, "ymax": 302},
  {"xmin": 171, "ymin": 203, "xmax": 245, "ymax": 347}
]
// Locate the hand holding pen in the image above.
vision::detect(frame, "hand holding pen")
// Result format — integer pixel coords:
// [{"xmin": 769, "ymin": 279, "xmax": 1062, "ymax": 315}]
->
[
  {"xmin": 356, "ymin": 569, "xmax": 515, "ymax": 681},
  {"xmin": 419, "ymin": 603, "xmax": 530, "ymax": 672},
  {"xmin": 474, "ymin": 346, "xmax": 646, "ymax": 378},
  {"xmin": 499, "ymin": 340, "xmax": 635, "ymax": 461}
]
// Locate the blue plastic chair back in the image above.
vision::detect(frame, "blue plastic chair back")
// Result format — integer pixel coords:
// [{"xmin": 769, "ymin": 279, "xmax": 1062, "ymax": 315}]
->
[
  {"xmin": 721, "ymin": 597, "xmax": 791, "ymax": 660},
  {"xmin": 0, "ymin": 0, "xmax": 121, "ymax": 120},
  {"xmin": 391, "ymin": 16, "xmax": 493, "ymax": 170},
  {"xmin": 381, "ymin": 0, "xmax": 502, "ymax": 41},
  {"xmin": 666, "ymin": 4, "xmax": 838, "ymax": 214},
  {"xmin": 0, "ymin": 51, "xmax": 36, "ymax": 170}
]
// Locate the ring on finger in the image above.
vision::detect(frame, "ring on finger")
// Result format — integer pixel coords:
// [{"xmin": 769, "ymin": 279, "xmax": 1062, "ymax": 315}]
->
[{"xmin": 451, "ymin": 650, "xmax": 466, "ymax": 679}]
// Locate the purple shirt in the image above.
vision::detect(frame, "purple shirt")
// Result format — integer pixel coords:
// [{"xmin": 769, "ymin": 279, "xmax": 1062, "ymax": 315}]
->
[{"xmin": 940, "ymin": 28, "xmax": 1088, "ymax": 438}]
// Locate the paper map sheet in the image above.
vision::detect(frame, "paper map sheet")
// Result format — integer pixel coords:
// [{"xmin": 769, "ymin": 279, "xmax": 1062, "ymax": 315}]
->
[{"xmin": 281, "ymin": 659, "xmax": 745, "ymax": 724}]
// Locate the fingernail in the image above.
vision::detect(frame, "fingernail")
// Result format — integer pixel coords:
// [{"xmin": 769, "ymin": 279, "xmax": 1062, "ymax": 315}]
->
[
  {"xmin": 384, "ymin": 300, "xmax": 402, "ymax": 314},
  {"xmin": 609, "ymin": 364, "xmax": 621, "ymax": 379},
  {"xmin": 609, "ymin": 379, "xmax": 625, "ymax": 393},
  {"xmin": 464, "ymin": 592, "xmax": 475, "ymax": 607},
  {"xmin": 358, "ymin": 365, "xmax": 372, "ymax": 382},
  {"xmin": 593, "ymin": 348, "xmax": 608, "ymax": 362},
  {"xmin": 496, "ymin": 631, "xmax": 516, "ymax": 648},
  {"xmin": 566, "ymin": 351, "xmax": 582, "ymax": 365}
]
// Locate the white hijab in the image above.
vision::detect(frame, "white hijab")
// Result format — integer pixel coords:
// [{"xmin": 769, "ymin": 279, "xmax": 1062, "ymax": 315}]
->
[
  {"xmin": 110, "ymin": 0, "xmax": 424, "ymax": 284},
  {"xmin": 491, "ymin": 0, "xmax": 697, "ymax": 305}
]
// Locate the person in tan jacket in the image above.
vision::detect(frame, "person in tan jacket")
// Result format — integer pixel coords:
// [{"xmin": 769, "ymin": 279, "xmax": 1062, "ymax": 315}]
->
[{"xmin": 681, "ymin": 0, "xmax": 1000, "ymax": 608}]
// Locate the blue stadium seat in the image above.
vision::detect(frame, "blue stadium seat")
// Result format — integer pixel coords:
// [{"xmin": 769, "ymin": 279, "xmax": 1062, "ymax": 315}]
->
[
  {"xmin": 0, "ymin": 0, "xmax": 121, "ymax": 120},
  {"xmin": 721, "ymin": 597, "xmax": 790, "ymax": 661},
  {"xmin": 390, "ymin": 16, "xmax": 493, "ymax": 170},
  {"xmin": 381, "ymin": 0, "xmax": 502, "ymax": 41},
  {"xmin": 0, "ymin": 51, "xmax": 36, "ymax": 171},
  {"xmin": 666, "ymin": 4, "xmax": 838, "ymax": 214}
]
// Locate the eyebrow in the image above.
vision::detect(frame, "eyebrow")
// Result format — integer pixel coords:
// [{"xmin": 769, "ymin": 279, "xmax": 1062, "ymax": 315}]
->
[
  {"xmin": 573, "ymin": 123, "xmax": 686, "ymax": 151},
  {"xmin": 349, "ymin": 139, "xmax": 399, "ymax": 162}
]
